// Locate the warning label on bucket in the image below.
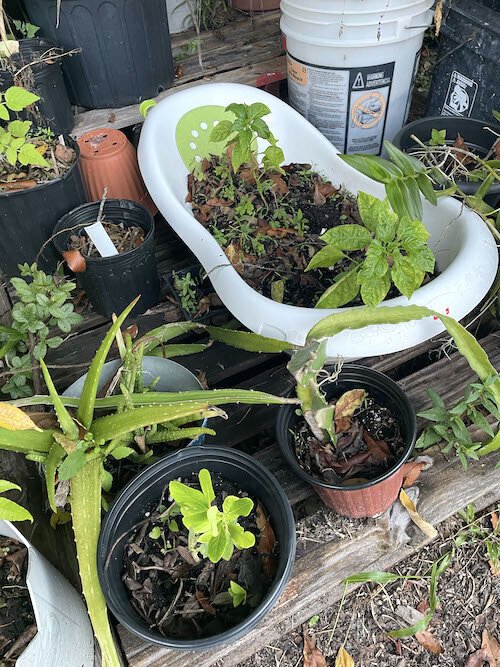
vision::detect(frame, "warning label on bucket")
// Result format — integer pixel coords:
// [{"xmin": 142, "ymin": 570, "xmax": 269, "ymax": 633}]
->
[
  {"xmin": 442, "ymin": 70, "xmax": 478, "ymax": 118},
  {"xmin": 286, "ymin": 54, "xmax": 394, "ymax": 154}
]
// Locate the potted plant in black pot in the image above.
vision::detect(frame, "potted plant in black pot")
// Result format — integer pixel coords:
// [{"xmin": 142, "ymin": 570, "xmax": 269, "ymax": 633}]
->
[
  {"xmin": 392, "ymin": 116, "xmax": 500, "ymax": 209},
  {"xmin": 52, "ymin": 198, "xmax": 160, "ymax": 318},
  {"xmin": 0, "ymin": 84, "xmax": 86, "ymax": 276},
  {"xmin": 97, "ymin": 445, "xmax": 296, "ymax": 648},
  {"xmin": 23, "ymin": 0, "xmax": 175, "ymax": 108},
  {"xmin": 275, "ymin": 341, "xmax": 417, "ymax": 518}
]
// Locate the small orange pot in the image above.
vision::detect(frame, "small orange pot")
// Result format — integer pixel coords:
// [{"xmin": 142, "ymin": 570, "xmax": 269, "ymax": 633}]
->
[{"xmin": 77, "ymin": 129, "xmax": 157, "ymax": 215}]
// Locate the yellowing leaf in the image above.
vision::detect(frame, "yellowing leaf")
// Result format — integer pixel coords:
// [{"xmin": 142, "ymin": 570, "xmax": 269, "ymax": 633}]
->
[
  {"xmin": 0, "ymin": 403, "xmax": 41, "ymax": 431},
  {"xmin": 335, "ymin": 645, "xmax": 355, "ymax": 667},
  {"xmin": 334, "ymin": 389, "xmax": 367, "ymax": 433},
  {"xmin": 399, "ymin": 489, "xmax": 437, "ymax": 539}
]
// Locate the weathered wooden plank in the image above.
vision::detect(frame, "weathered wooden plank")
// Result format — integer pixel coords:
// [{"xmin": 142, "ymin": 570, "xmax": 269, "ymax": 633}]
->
[
  {"xmin": 73, "ymin": 54, "xmax": 286, "ymax": 137},
  {"xmin": 120, "ymin": 444, "xmax": 500, "ymax": 666},
  {"xmin": 0, "ymin": 282, "xmax": 11, "ymax": 325}
]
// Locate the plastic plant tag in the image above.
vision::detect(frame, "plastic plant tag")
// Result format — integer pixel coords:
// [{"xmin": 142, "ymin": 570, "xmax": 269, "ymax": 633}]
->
[{"xmin": 84, "ymin": 222, "xmax": 118, "ymax": 257}]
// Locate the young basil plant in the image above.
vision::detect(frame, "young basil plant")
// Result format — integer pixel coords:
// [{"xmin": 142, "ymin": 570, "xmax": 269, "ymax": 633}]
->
[
  {"xmin": 209, "ymin": 102, "xmax": 284, "ymax": 173},
  {"xmin": 307, "ymin": 191, "xmax": 435, "ymax": 308},
  {"xmin": 169, "ymin": 468, "xmax": 255, "ymax": 563}
]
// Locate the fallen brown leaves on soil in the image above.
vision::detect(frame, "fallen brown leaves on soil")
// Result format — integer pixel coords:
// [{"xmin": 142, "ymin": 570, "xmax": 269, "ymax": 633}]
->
[
  {"xmin": 399, "ymin": 489, "xmax": 438, "ymax": 539},
  {"xmin": 364, "ymin": 432, "xmax": 391, "ymax": 462},
  {"xmin": 303, "ymin": 628, "xmax": 327, "ymax": 667},
  {"xmin": 452, "ymin": 134, "xmax": 474, "ymax": 165},
  {"xmin": 466, "ymin": 629, "xmax": 500, "ymax": 667},
  {"xmin": 334, "ymin": 389, "xmax": 367, "ymax": 433},
  {"xmin": 334, "ymin": 645, "xmax": 355, "ymax": 667},
  {"xmin": 256, "ymin": 502, "xmax": 277, "ymax": 577},
  {"xmin": 491, "ymin": 512, "xmax": 498, "ymax": 532},
  {"xmin": 415, "ymin": 629, "xmax": 444, "ymax": 655},
  {"xmin": 401, "ymin": 460, "xmax": 427, "ymax": 488}
]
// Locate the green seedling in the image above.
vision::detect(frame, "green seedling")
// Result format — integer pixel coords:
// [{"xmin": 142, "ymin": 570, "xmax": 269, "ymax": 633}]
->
[{"xmin": 228, "ymin": 580, "xmax": 247, "ymax": 607}]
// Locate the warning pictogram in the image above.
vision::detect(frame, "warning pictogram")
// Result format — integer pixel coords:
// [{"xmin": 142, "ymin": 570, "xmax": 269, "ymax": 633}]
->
[
  {"xmin": 352, "ymin": 72, "xmax": 365, "ymax": 90},
  {"xmin": 351, "ymin": 91, "xmax": 386, "ymax": 129},
  {"xmin": 443, "ymin": 70, "xmax": 477, "ymax": 117}
]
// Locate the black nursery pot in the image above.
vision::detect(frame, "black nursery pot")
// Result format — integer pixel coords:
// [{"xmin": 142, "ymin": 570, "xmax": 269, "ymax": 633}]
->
[
  {"xmin": 276, "ymin": 365, "xmax": 417, "ymax": 519},
  {"xmin": 392, "ymin": 116, "xmax": 500, "ymax": 208},
  {"xmin": 0, "ymin": 38, "xmax": 73, "ymax": 134},
  {"xmin": 0, "ymin": 138, "xmax": 86, "ymax": 277},
  {"xmin": 24, "ymin": 0, "xmax": 175, "ymax": 108},
  {"xmin": 97, "ymin": 446, "xmax": 296, "ymax": 649},
  {"xmin": 53, "ymin": 199, "xmax": 160, "ymax": 318}
]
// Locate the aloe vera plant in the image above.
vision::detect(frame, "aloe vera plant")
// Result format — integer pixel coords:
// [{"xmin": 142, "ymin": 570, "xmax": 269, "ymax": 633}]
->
[{"xmin": 0, "ymin": 300, "xmax": 298, "ymax": 666}]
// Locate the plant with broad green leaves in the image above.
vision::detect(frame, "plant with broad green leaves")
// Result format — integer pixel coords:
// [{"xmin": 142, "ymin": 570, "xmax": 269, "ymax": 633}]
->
[
  {"xmin": 169, "ymin": 468, "xmax": 256, "ymax": 563},
  {"xmin": 0, "ymin": 480, "xmax": 33, "ymax": 522},
  {"xmin": 0, "ymin": 300, "xmax": 297, "ymax": 666},
  {"xmin": 307, "ymin": 191, "xmax": 435, "ymax": 308},
  {"xmin": 0, "ymin": 263, "xmax": 82, "ymax": 398},
  {"xmin": 209, "ymin": 102, "xmax": 284, "ymax": 173},
  {"xmin": 0, "ymin": 86, "xmax": 49, "ymax": 168}
]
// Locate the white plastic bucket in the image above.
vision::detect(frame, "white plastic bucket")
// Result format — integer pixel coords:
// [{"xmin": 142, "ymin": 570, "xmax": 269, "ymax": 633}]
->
[{"xmin": 281, "ymin": 0, "xmax": 434, "ymax": 154}]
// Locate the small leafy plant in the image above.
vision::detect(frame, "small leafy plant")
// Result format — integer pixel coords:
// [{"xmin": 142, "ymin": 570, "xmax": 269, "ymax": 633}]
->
[
  {"xmin": 0, "ymin": 86, "xmax": 49, "ymax": 168},
  {"xmin": 169, "ymin": 468, "xmax": 256, "ymax": 563},
  {"xmin": 0, "ymin": 263, "xmax": 82, "ymax": 398},
  {"xmin": 308, "ymin": 191, "xmax": 435, "ymax": 307},
  {"xmin": 173, "ymin": 271, "xmax": 198, "ymax": 316},
  {"xmin": 0, "ymin": 480, "xmax": 33, "ymax": 522},
  {"xmin": 228, "ymin": 580, "xmax": 247, "ymax": 607},
  {"xmin": 209, "ymin": 102, "xmax": 284, "ymax": 173}
]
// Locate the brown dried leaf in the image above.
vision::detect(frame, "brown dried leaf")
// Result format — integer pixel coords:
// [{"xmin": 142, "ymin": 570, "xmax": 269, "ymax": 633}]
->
[
  {"xmin": 125, "ymin": 323, "xmax": 139, "ymax": 339},
  {"xmin": 491, "ymin": 512, "xmax": 498, "ymax": 532},
  {"xmin": 195, "ymin": 589, "xmax": 216, "ymax": 616},
  {"xmin": 256, "ymin": 502, "xmax": 277, "ymax": 577},
  {"xmin": 452, "ymin": 133, "xmax": 473, "ymax": 165},
  {"xmin": 401, "ymin": 460, "xmax": 427, "ymax": 488},
  {"xmin": 489, "ymin": 559, "xmax": 500, "ymax": 577},
  {"xmin": 313, "ymin": 181, "xmax": 326, "ymax": 206},
  {"xmin": 334, "ymin": 389, "xmax": 367, "ymax": 433},
  {"xmin": 466, "ymin": 629, "xmax": 500, "ymax": 667},
  {"xmin": 63, "ymin": 249, "xmax": 87, "ymax": 273},
  {"xmin": 364, "ymin": 432, "xmax": 392, "ymax": 462},
  {"xmin": 465, "ymin": 648, "xmax": 489, "ymax": 667},
  {"xmin": 303, "ymin": 628, "xmax": 327, "ymax": 667},
  {"xmin": 335, "ymin": 645, "xmax": 354, "ymax": 667},
  {"xmin": 176, "ymin": 545, "xmax": 198, "ymax": 566},
  {"xmin": 399, "ymin": 489, "xmax": 438, "ymax": 539},
  {"xmin": 54, "ymin": 143, "xmax": 76, "ymax": 164},
  {"xmin": 317, "ymin": 181, "xmax": 338, "ymax": 199},
  {"xmin": 434, "ymin": 0, "xmax": 443, "ymax": 36},
  {"xmin": 269, "ymin": 173, "xmax": 288, "ymax": 194},
  {"xmin": 0, "ymin": 179, "xmax": 37, "ymax": 191},
  {"xmin": 415, "ymin": 630, "xmax": 444, "ymax": 655},
  {"xmin": 239, "ymin": 168, "xmax": 256, "ymax": 184}
]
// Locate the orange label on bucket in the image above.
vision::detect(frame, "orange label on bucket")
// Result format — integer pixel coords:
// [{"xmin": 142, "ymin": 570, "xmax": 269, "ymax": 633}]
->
[
  {"xmin": 351, "ymin": 91, "xmax": 387, "ymax": 129},
  {"xmin": 287, "ymin": 56, "xmax": 308, "ymax": 86}
]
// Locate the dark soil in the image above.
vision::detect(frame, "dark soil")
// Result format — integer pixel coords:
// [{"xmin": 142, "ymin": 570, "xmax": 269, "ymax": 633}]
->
[
  {"xmin": 122, "ymin": 474, "xmax": 278, "ymax": 639},
  {"xmin": 295, "ymin": 392, "xmax": 404, "ymax": 484},
  {"xmin": 0, "ymin": 537, "xmax": 36, "ymax": 665},
  {"xmin": 69, "ymin": 221, "xmax": 145, "ymax": 257},
  {"xmin": 187, "ymin": 157, "xmax": 434, "ymax": 308},
  {"xmin": 0, "ymin": 137, "xmax": 75, "ymax": 191}
]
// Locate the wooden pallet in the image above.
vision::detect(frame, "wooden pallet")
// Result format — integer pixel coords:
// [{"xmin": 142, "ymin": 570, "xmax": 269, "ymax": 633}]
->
[
  {"xmin": 73, "ymin": 11, "xmax": 285, "ymax": 138},
  {"xmin": 116, "ymin": 333, "xmax": 500, "ymax": 667}
]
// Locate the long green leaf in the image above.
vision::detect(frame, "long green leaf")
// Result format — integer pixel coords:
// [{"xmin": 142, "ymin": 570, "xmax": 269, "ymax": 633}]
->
[
  {"xmin": 148, "ymin": 343, "xmax": 211, "ymax": 358},
  {"xmin": 137, "ymin": 322, "xmax": 201, "ymax": 354},
  {"xmin": 70, "ymin": 459, "xmax": 121, "ymax": 667},
  {"xmin": 344, "ymin": 571, "xmax": 406, "ymax": 585},
  {"xmin": 205, "ymin": 326, "xmax": 295, "ymax": 352},
  {"xmin": 144, "ymin": 426, "xmax": 216, "ymax": 443},
  {"xmin": 0, "ymin": 427, "xmax": 53, "ymax": 453},
  {"xmin": 39, "ymin": 359, "xmax": 79, "ymax": 440},
  {"xmin": 78, "ymin": 298, "xmax": 139, "ymax": 429}
]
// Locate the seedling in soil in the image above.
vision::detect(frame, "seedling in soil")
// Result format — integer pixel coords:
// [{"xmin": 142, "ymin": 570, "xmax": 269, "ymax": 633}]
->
[
  {"xmin": 308, "ymin": 191, "xmax": 435, "ymax": 307},
  {"xmin": 173, "ymin": 271, "xmax": 198, "ymax": 316},
  {"xmin": 228, "ymin": 581, "xmax": 247, "ymax": 608},
  {"xmin": 169, "ymin": 468, "xmax": 256, "ymax": 563}
]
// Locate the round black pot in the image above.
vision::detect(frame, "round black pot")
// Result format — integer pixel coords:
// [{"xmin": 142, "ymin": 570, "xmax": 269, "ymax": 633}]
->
[
  {"xmin": 53, "ymin": 199, "xmax": 160, "ymax": 318},
  {"xmin": 24, "ymin": 0, "xmax": 175, "ymax": 108},
  {"xmin": 392, "ymin": 116, "xmax": 500, "ymax": 208},
  {"xmin": 276, "ymin": 364, "xmax": 417, "ymax": 518},
  {"xmin": 0, "ymin": 138, "xmax": 86, "ymax": 277},
  {"xmin": 97, "ymin": 446, "xmax": 296, "ymax": 648},
  {"xmin": 0, "ymin": 38, "xmax": 73, "ymax": 134}
]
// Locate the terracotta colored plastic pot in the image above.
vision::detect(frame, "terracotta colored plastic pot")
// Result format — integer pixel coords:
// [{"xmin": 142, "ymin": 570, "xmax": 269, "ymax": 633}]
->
[
  {"xmin": 276, "ymin": 365, "xmax": 417, "ymax": 518},
  {"xmin": 77, "ymin": 129, "xmax": 157, "ymax": 215},
  {"xmin": 231, "ymin": 0, "xmax": 280, "ymax": 11}
]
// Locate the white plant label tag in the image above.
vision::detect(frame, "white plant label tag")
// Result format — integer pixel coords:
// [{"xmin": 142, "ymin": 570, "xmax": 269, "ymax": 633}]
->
[{"xmin": 84, "ymin": 222, "xmax": 118, "ymax": 257}]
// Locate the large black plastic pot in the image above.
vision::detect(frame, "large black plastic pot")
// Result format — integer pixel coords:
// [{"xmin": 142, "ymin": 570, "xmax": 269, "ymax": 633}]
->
[
  {"xmin": 276, "ymin": 365, "xmax": 416, "ymax": 519},
  {"xmin": 97, "ymin": 446, "xmax": 296, "ymax": 648},
  {"xmin": 0, "ymin": 138, "xmax": 86, "ymax": 277},
  {"xmin": 0, "ymin": 38, "xmax": 73, "ymax": 134},
  {"xmin": 24, "ymin": 0, "xmax": 175, "ymax": 108},
  {"xmin": 53, "ymin": 199, "xmax": 160, "ymax": 318},
  {"xmin": 392, "ymin": 116, "xmax": 500, "ymax": 208},
  {"xmin": 426, "ymin": 0, "xmax": 499, "ymax": 122}
]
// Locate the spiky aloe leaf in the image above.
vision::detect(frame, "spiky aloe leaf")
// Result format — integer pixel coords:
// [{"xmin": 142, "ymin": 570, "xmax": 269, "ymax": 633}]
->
[
  {"xmin": 0, "ymin": 426, "xmax": 53, "ymax": 453},
  {"xmin": 137, "ymin": 322, "xmax": 201, "ymax": 354},
  {"xmin": 39, "ymin": 359, "xmax": 79, "ymax": 440},
  {"xmin": 78, "ymin": 298, "xmax": 139, "ymax": 429},
  {"xmin": 205, "ymin": 326, "xmax": 295, "ymax": 352}
]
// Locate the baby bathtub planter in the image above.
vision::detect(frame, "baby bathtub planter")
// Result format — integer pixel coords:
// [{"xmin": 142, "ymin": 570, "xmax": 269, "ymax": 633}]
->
[
  {"xmin": 53, "ymin": 199, "xmax": 160, "ymax": 318},
  {"xmin": 97, "ymin": 446, "xmax": 296, "ymax": 648},
  {"xmin": 276, "ymin": 364, "xmax": 417, "ymax": 518},
  {"xmin": 138, "ymin": 82, "xmax": 499, "ymax": 360},
  {"xmin": 392, "ymin": 116, "xmax": 500, "ymax": 209},
  {"xmin": 0, "ymin": 520, "xmax": 94, "ymax": 667}
]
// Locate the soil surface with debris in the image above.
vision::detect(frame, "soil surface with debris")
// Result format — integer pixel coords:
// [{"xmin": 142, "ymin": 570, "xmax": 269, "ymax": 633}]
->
[{"xmin": 239, "ymin": 505, "xmax": 500, "ymax": 667}]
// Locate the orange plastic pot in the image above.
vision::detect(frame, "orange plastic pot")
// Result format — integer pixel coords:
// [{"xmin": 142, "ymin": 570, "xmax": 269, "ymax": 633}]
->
[
  {"xmin": 231, "ymin": 0, "xmax": 280, "ymax": 10},
  {"xmin": 77, "ymin": 129, "xmax": 157, "ymax": 215}
]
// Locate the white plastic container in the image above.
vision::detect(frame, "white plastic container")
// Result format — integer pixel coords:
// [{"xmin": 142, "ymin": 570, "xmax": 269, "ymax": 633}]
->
[
  {"xmin": 138, "ymin": 82, "xmax": 498, "ymax": 360},
  {"xmin": 166, "ymin": 0, "xmax": 193, "ymax": 34},
  {"xmin": 281, "ymin": 0, "xmax": 434, "ymax": 154},
  {"xmin": 0, "ymin": 521, "xmax": 94, "ymax": 666}
]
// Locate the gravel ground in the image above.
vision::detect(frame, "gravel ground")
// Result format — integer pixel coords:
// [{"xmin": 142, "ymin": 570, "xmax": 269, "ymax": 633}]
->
[{"xmin": 239, "ymin": 504, "xmax": 500, "ymax": 667}]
